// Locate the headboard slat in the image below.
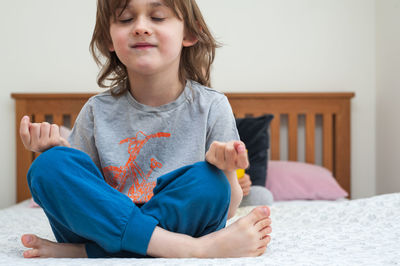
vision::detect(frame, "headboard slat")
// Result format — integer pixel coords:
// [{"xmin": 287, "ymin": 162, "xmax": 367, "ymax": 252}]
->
[
  {"xmin": 71, "ymin": 114, "xmax": 78, "ymax": 127},
  {"xmin": 53, "ymin": 114, "xmax": 63, "ymax": 126},
  {"xmin": 270, "ymin": 114, "xmax": 281, "ymax": 160},
  {"xmin": 323, "ymin": 113, "xmax": 334, "ymax": 173},
  {"xmin": 35, "ymin": 113, "xmax": 45, "ymax": 124},
  {"xmin": 334, "ymin": 101, "xmax": 352, "ymax": 195},
  {"xmin": 305, "ymin": 113, "xmax": 316, "ymax": 164},
  {"xmin": 288, "ymin": 113, "xmax": 298, "ymax": 161}
]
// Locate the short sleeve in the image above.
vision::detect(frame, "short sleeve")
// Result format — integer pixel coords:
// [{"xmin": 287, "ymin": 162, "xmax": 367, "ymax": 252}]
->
[
  {"xmin": 206, "ymin": 96, "xmax": 240, "ymax": 151},
  {"xmin": 68, "ymin": 99, "xmax": 101, "ymax": 170}
]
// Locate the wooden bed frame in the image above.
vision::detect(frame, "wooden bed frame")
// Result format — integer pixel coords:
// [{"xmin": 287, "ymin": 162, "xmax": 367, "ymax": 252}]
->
[{"xmin": 11, "ymin": 92, "xmax": 355, "ymax": 203}]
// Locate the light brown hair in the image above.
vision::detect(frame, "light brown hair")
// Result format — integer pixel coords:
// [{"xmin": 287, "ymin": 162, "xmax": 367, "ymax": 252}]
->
[{"xmin": 90, "ymin": 0, "xmax": 219, "ymax": 94}]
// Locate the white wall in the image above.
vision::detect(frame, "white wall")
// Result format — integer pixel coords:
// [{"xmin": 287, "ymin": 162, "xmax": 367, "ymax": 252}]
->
[
  {"xmin": 203, "ymin": 0, "xmax": 377, "ymax": 199},
  {"xmin": 0, "ymin": 0, "xmax": 377, "ymax": 208},
  {"xmin": 0, "ymin": 0, "xmax": 99, "ymax": 208},
  {"xmin": 376, "ymin": 0, "xmax": 400, "ymax": 194}
]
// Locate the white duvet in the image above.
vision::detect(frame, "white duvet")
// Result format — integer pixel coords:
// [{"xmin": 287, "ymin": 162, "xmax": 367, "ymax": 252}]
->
[{"xmin": 1, "ymin": 193, "xmax": 399, "ymax": 266}]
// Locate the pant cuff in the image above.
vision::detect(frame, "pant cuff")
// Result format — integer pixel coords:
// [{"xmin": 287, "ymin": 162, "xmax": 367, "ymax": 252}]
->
[{"xmin": 121, "ymin": 209, "xmax": 159, "ymax": 256}]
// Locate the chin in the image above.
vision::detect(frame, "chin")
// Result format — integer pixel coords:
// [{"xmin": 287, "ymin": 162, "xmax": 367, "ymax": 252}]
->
[
  {"xmin": 128, "ymin": 64, "xmax": 158, "ymax": 75},
  {"xmin": 136, "ymin": 67, "xmax": 159, "ymax": 76}
]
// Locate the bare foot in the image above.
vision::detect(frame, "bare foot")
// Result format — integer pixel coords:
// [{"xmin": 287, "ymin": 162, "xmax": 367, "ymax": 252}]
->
[
  {"xmin": 198, "ymin": 206, "xmax": 272, "ymax": 258},
  {"xmin": 21, "ymin": 234, "xmax": 87, "ymax": 258},
  {"xmin": 21, "ymin": 207, "xmax": 271, "ymax": 259}
]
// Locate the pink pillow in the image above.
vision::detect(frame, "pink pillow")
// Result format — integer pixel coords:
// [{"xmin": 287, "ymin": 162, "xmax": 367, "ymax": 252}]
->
[{"xmin": 266, "ymin": 160, "xmax": 348, "ymax": 201}]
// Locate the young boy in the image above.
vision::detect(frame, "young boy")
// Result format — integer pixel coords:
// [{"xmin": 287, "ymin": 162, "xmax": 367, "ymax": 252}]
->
[{"xmin": 20, "ymin": 0, "xmax": 271, "ymax": 258}]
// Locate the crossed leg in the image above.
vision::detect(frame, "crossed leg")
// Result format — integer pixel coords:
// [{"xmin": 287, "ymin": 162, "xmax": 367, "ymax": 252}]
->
[
  {"xmin": 22, "ymin": 147, "xmax": 272, "ymax": 258},
  {"xmin": 22, "ymin": 206, "xmax": 271, "ymax": 258}
]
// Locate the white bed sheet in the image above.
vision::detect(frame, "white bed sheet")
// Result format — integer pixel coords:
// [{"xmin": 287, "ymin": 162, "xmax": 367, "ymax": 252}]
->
[{"xmin": 1, "ymin": 193, "xmax": 399, "ymax": 266}]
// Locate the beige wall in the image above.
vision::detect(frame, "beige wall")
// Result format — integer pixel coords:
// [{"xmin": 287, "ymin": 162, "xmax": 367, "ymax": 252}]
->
[
  {"xmin": 0, "ymin": 0, "xmax": 379, "ymax": 208},
  {"xmin": 376, "ymin": 0, "xmax": 400, "ymax": 194}
]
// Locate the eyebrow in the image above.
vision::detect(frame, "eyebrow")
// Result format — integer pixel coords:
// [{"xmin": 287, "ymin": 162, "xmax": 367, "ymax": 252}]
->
[
  {"xmin": 148, "ymin": 1, "xmax": 167, "ymax": 8},
  {"xmin": 148, "ymin": 1, "xmax": 166, "ymax": 8},
  {"xmin": 116, "ymin": 1, "xmax": 166, "ymax": 17},
  {"xmin": 120, "ymin": 1, "xmax": 166, "ymax": 11}
]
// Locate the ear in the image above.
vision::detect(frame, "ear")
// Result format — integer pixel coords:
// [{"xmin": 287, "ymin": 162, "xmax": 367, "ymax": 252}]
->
[
  {"xmin": 108, "ymin": 43, "xmax": 115, "ymax": 52},
  {"xmin": 183, "ymin": 32, "xmax": 198, "ymax": 47}
]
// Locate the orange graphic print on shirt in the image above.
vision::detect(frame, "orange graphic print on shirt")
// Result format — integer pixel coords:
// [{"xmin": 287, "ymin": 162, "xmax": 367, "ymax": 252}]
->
[{"xmin": 102, "ymin": 131, "xmax": 171, "ymax": 203}]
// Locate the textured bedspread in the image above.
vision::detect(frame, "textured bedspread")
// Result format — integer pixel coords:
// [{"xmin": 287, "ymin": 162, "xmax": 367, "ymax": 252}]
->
[{"xmin": 1, "ymin": 193, "xmax": 399, "ymax": 265}]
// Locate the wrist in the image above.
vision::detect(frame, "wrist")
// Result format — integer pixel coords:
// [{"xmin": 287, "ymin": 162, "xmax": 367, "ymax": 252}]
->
[{"xmin": 223, "ymin": 169, "xmax": 236, "ymax": 180}]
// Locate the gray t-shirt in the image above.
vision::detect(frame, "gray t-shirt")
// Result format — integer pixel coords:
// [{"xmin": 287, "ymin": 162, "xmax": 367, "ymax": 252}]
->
[{"xmin": 69, "ymin": 80, "xmax": 239, "ymax": 203}]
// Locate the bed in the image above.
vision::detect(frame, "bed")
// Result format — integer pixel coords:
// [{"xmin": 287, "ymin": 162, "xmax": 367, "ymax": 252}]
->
[{"xmin": 6, "ymin": 91, "xmax": 400, "ymax": 265}]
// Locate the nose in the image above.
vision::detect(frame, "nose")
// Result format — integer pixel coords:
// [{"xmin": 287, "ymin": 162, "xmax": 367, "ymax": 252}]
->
[{"xmin": 132, "ymin": 17, "xmax": 152, "ymax": 36}]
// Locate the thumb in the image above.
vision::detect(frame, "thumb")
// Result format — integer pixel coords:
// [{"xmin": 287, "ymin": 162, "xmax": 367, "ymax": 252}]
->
[
  {"xmin": 59, "ymin": 137, "xmax": 71, "ymax": 148},
  {"xmin": 234, "ymin": 141, "xmax": 249, "ymax": 169},
  {"xmin": 234, "ymin": 141, "xmax": 246, "ymax": 154}
]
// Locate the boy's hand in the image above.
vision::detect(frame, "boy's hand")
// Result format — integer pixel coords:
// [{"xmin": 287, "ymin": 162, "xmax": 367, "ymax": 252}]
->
[
  {"xmin": 239, "ymin": 173, "xmax": 252, "ymax": 196},
  {"xmin": 205, "ymin": 141, "xmax": 249, "ymax": 171},
  {"xmin": 20, "ymin": 116, "xmax": 70, "ymax": 153}
]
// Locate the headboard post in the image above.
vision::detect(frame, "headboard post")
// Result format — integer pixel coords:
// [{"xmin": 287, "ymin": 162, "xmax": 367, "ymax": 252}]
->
[
  {"xmin": 334, "ymin": 98, "xmax": 352, "ymax": 198},
  {"xmin": 14, "ymin": 98, "xmax": 32, "ymax": 202}
]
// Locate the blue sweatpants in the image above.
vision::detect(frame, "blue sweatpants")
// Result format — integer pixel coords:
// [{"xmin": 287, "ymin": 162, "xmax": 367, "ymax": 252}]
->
[{"xmin": 27, "ymin": 147, "xmax": 231, "ymax": 258}]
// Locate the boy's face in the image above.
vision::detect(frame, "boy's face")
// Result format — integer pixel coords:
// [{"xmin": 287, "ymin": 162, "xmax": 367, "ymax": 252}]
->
[{"xmin": 109, "ymin": 0, "xmax": 196, "ymax": 77}]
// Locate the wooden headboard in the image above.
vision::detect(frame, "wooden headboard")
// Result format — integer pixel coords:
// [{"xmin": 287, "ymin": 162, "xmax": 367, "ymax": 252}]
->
[{"xmin": 11, "ymin": 92, "xmax": 355, "ymax": 202}]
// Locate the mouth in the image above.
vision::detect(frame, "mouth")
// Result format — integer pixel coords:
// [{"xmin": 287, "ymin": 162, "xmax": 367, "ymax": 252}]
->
[{"xmin": 131, "ymin": 43, "xmax": 157, "ymax": 49}]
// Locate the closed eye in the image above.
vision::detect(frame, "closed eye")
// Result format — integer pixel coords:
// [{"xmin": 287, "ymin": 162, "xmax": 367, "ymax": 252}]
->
[
  {"xmin": 152, "ymin": 17, "xmax": 165, "ymax": 22},
  {"xmin": 119, "ymin": 18, "xmax": 133, "ymax": 23}
]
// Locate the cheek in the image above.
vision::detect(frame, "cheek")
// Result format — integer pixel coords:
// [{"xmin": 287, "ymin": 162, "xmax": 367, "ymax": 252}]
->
[
  {"xmin": 111, "ymin": 34, "xmax": 127, "ymax": 52},
  {"xmin": 159, "ymin": 33, "xmax": 184, "ymax": 57},
  {"xmin": 109, "ymin": 27, "xmax": 129, "ymax": 52}
]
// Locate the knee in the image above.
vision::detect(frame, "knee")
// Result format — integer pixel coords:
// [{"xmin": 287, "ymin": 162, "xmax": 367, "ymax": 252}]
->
[
  {"xmin": 27, "ymin": 147, "xmax": 80, "ymax": 188},
  {"xmin": 190, "ymin": 162, "xmax": 231, "ymax": 206}
]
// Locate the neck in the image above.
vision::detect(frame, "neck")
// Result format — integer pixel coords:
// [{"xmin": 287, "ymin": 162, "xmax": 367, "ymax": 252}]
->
[{"xmin": 127, "ymin": 72, "xmax": 185, "ymax": 107}]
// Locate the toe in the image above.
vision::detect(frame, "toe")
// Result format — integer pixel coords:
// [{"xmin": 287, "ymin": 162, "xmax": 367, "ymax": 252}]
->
[
  {"xmin": 260, "ymin": 226, "xmax": 272, "ymax": 235},
  {"xmin": 256, "ymin": 246, "xmax": 267, "ymax": 256},
  {"xmin": 23, "ymin": 248, "xmax": 40, "ymax": 258},
  {"xmin": 21, "ymin": 234, "xmax": 38, "ymax": 248},
  {"xmin": 255, "ymin": 218, "xmax": 271, "ymax": 231},
  {"xmin": 260, "ymin": 235, "xmax": 271, "ymax": 247},
  {"xmin": 248, "ymin": 206, "xmax": 270, "ymax": 224}
]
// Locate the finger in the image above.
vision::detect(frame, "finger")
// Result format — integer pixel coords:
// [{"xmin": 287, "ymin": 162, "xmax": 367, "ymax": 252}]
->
[
  {"xmin": 49, "ymin": 124, "xmax": 60, "ymax": 146},
  {"xmin": 19, "ymin": 116, "xmax": 31, "ymax": 147},
  {"xmin": 40, "ymin": 122, "xmax": 51, "ymax": 141},
  {"xmin": 234, "ymin": 141, "xmax": 246, "ymax": 154},
  {"xmin": 205, "ymin": 142, "xmax": 218, "ymax": 165},
  {"xmin": 242, "ymin": 175, "xmax": 252, "ymax": 186},
  {"xmin": 240, "ymin": 180, "xmax": 251, "ymax": 189},
  {"xmin": 224, "ymin": 142, "xmax": 237, "ymax": 170},
  {"xmin": 234, "ymin": 142, "xmax": 249, "ymax": 169},
  {"xmin": 244, "ymin": 184, "xmax": 251, "ymax": 191},
  {"xmin": 215, "ymin": 142, "xmax": 225, "ymax": 166},
  {"xmin": 59, "ymin": 137, "xmax": 71, "ymax": 148},
  {"xmin": 244, "ymin": 173, "xmax": 251, "ymax": 181},
  {"xmin": 29, "ymin": 123, "xmax": 41, "ymax": 147},
  {"xmin": 238, "ymin": 179, "xmax": 249, "ymax": 191}
]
